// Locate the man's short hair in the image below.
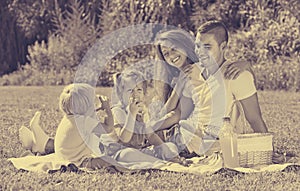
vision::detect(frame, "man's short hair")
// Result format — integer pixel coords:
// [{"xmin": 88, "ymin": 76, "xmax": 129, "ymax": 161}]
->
[{"xmin": 197, "ymin": 20, "xmax": 229, "ymax": 45}]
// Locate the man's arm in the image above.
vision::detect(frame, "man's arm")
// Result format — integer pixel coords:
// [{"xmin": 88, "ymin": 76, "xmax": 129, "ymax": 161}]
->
[{"xmin": 239, "ymin": 93, "xmax": 268, "ymax": 133}]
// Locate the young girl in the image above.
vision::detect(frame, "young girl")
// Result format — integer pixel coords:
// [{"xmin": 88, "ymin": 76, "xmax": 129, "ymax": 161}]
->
[
  {"xmin": 12, "ymin": 83, "xmax": 122, "ymax": 172},
  {"xmin": 100, "ymin": 69, "xmax": 186, "ymax": 165}
]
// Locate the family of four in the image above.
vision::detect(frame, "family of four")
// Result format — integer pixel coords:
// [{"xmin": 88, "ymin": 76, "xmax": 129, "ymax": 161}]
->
[{"xmin": 11, "ymin": 20, "xmax": 270, "ymax": 172}]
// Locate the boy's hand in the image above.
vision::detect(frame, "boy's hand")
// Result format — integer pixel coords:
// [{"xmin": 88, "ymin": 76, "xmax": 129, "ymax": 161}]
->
[
  {"xmin": 223, "ymin": 60, "xmax": 250, "ymax": 80},
  {"xmin": 98, "ymin": 95, "xmax": 110, "ymax": 110}
]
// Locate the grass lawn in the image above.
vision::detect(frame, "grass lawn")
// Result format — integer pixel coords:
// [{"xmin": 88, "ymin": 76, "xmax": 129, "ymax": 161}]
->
[{"xmin": 0, "ymin": 86, "xmax": 299, "ymax": 190}]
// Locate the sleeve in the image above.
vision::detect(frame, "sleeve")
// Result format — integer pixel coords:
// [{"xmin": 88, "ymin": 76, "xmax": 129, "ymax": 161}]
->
[
  {"xmin": 230, "ymin": 71, "xmax": 257, "ymax": 100},
  {"xmin": 111, "ymin": 106, "xmax": 126, "ymax": 125}
]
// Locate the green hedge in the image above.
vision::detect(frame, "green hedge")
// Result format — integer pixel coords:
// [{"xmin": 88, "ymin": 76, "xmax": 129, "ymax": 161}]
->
[{"xmin": 1, "ymin": 0, "xmax": 299, "ymax": 91}]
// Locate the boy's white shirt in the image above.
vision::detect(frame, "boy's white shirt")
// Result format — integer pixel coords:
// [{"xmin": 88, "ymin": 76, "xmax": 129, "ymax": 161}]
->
[
  {"xmin": 74, "ymin": 115, "xmax": 105, "ymax": 157},
  {"xmin": 54, "ymin": 115, "xmax": 103, "ymax": 165}
]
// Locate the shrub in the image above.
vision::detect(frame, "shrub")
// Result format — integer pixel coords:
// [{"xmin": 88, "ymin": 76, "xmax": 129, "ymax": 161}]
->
[
  {"xmin": 226, "ymin": 1, "xmax": 300, "ymax": 91},
  {"xmin": 2, "ymin": 0, "xmax": 299, "ymax": 90},
  {"xmin": 1, "ymin": 0, "xmax": 100, "ymax": 85}
]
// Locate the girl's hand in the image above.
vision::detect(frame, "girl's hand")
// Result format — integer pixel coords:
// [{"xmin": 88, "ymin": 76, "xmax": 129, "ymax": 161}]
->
[{"xmin": 128, "ymin": 97, "xmax": 144, "ymax": 116}]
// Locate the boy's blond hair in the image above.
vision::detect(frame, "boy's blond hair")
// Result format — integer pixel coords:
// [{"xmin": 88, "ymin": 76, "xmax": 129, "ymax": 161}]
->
[{"xmin": 59, "ymin": 83, "xmax": 95, "ymax": 115}]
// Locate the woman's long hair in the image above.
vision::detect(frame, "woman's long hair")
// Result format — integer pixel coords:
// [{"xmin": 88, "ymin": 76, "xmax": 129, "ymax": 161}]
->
[{"xmin": 154, "ymin": 29, "xmax": 199, "ymax": 102}]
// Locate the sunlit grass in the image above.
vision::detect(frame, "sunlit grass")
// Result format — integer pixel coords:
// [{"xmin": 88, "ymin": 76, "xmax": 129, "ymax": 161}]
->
[{"xmin": 0, "ymin": 87, "xmax": 299, "ymax": 190}]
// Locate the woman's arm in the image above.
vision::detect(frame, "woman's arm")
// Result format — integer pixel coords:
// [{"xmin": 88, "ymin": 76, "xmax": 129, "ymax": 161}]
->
[
  {"xmin": 160, "ymin": 86, "xmax": 181, "ymax": 114},
  {"xmin": 223, "ymin": 60, "xmax": 253, "ymax": 80},
  {"xmin": 146, "ymin": 132, "xmax": 165, "ymax": 146},
  {"xmin": 159, "ymin": 74, "xmax": 188, "ymax": 115},
  {"xmin": 149, "ymin": 107, "xmax": 181, "ymax": 132},
  {"xmin": 148, "ymin": 93, "xmax": 194, "ymax": 132}
]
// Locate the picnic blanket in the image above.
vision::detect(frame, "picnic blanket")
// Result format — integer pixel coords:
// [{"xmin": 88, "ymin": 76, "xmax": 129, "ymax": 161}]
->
[
  {"xmin": 159, "ymin": 153, "xmax": 299, "ymax": 174},
  {"xmin": 8, "ymin": 153, "xmax": 76, "ymax": 173},
  {"xmin": 8, "ymin": 152, "xmax": 299, "ymax": 175}
]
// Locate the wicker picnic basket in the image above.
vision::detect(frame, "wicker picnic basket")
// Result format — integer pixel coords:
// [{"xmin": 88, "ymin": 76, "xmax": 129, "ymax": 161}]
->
[{"xmin": 237, "ymin": 133, "xmax": 273, "ymax": 167}]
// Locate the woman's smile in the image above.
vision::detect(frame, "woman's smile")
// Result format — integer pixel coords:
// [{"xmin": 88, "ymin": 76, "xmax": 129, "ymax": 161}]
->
[
  {"xmin": 161, "ymin": 45, "xmax": 187, "ymax": 69},
  {"xmin": 172, "ymin": 55, "xmax": 180, "ymax": 63}
]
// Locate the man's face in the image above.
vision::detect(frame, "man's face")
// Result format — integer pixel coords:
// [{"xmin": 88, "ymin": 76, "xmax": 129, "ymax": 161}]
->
[{"xmin": 195, "ymin": 33, "xmax": 225, "ymax": 73}]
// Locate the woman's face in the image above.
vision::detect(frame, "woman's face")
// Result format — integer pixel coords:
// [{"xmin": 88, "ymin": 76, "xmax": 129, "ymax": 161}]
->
[{"xmin": 160, "ymin": 43, "xmax": 188, "ymax": 69}]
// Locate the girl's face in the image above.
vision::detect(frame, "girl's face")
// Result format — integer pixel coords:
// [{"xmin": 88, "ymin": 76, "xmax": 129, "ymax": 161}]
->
[
  {"xmin": 160, "ymin": 42, "xmax": 188, "ymax": 69},
  {"xmin": 122, "ymin": 79, "xmax": 145, "ymax": 106}
]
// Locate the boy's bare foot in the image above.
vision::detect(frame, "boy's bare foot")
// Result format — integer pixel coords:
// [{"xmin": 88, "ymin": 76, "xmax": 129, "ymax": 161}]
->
[
  {"xmin": 29, "ymin": 111, "xmax": 50, "ymax": 154},
  {"xmin": 19, "ymin": 126, "xmax": 34, "ymax": 150}
]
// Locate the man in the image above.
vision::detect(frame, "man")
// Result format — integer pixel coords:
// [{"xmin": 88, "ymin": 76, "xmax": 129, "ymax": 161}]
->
[{"xmin": 195, "ymin": 20, "xmax": 268, "ymax": 133}]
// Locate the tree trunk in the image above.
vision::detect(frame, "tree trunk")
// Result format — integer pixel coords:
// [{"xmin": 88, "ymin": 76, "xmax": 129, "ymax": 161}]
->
[{"xmin": 0, "ymin": 0, "xmax": 27, "ymax": 76}]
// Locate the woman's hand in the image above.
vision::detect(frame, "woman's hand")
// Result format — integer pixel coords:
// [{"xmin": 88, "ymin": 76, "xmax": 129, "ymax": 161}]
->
[
  {"xmin": 181, "ymin": 64, "xmax": 194, "ymax": 77},
  {"xmin": 223, "ymin": 60, "xmax": 250, "ymax": 80}
]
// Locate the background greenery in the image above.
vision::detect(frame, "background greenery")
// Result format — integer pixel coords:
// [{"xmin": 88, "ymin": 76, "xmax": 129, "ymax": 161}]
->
[{"xmin": 0, "ymin": 0, "xmax": 299, "ymax": 90}]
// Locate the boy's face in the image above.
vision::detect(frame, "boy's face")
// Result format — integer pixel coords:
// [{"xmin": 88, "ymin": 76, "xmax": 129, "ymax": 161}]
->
[
  {"xmin": 122, "ymin": 79, "xmax": 145, "ymax": 106},
  {"xmin": 195, "ymin": 33, "xmax": 225, "ymax": 73},
  {"xmin": 160, "ymin": 43, "xmax": 188, "ymax": 69}
]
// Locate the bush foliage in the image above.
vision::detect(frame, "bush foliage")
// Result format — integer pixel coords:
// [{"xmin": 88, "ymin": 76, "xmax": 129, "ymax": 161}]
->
[{"xmin": 1, "ymin": 0, "xmax": 299, "ymax": 91}]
